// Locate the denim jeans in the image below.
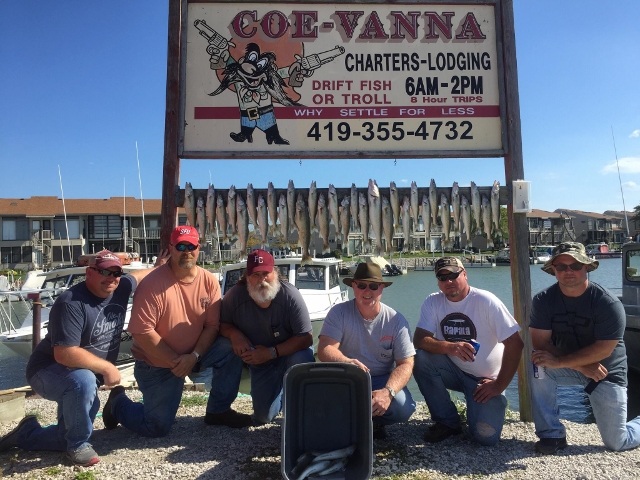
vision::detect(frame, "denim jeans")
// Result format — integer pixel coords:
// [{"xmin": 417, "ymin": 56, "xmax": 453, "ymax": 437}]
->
[
  {"xmin": 20, "ymin": 363, "xmax": 100, "ymax": 452},
  {"xmin": 529, "ymin": 363, "xmax": 640, "ymax": 451},
  {"xmin": 371, "ymin": 373, "xmax": 416, "ymax": 426},
  {"xmin": 413, "ymin": 349, "xmax": 507, "ymax": 446},
  {"xmin": 112, "ymin": 336, "xmax": 243, "ymax": 437},
  {"xmin": 249, "ymin": 346, "xmax": 315, "ymax": 424}
]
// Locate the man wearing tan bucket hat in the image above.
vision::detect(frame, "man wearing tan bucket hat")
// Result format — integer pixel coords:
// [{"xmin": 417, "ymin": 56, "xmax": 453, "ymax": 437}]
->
[
  {"xmin": 530, "ymin": 242, "xmax": 640, "ymax": 454},
  {"xmin": 318, "ymin": 262, "xmax": 416, "ymax": 440}
]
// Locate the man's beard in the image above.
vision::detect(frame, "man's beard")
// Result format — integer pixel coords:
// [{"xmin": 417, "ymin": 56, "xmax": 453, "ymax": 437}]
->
[
  {"xmin": 178, "ymin": 255, "xmax": 196, "ymax": 269},
  {"xmin": 248, "ymin": 276, "xmax": 281, "ymax": 304}
]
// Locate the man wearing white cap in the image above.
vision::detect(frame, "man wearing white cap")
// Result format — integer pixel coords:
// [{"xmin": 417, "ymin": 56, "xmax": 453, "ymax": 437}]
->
[
  {"xmin": 0, "ymin": 249, "xmax": 167, "ymax": 466},
  {"xmin": 413, "ymin": 257, "xmax": 523, "ymax": 446},
  {"xmin": 531, "ymin": 242, "xmax": 640, "ymax": 454}
]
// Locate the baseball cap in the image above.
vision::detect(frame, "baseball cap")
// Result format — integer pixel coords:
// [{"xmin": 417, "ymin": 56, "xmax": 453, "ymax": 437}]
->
[
  {"xmin": 170, "ymin": 225, "xmax": 199, "ymax": 246},
  {"xmin": 246, "ymin": 249, "xmax": 275, "ymax": 275},
  {"xmin": 92, "ymin": 250, "xmax": 123, "ymax": 270},
  {"xmin": 541, "ymin": 242, "xmax": 599, "ymax": 275},
  {"xmin": 434, "ymin": 257, "xmax": 465, "ymax": 275}
]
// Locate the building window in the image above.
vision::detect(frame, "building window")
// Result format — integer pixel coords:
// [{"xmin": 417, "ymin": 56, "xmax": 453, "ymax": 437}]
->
[
  {"xmin": 53, "ymin": 218, "xmax": 80, "ymax": 239},
  {"xmin": 89, "ymin": 215, "xmax": 122, "ymax": 239},
  {"xmin": 2, "ymin": 218, "xmax": 29, "ymax": 241},
  {"xmin": 1, "ymin": 246, "xmax": 31, "ymax": 264}
]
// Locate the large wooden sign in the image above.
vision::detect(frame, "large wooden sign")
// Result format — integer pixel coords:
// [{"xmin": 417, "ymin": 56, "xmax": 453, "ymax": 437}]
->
[{"xmin": 180, "ymin": 1, "xmax": 506, "ymax": 159}]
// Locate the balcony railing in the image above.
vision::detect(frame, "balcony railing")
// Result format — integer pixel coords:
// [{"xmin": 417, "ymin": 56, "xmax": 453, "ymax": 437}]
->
[{"xmin": 130, "ymin": 228, "xmax": 161, "ymax": 239}]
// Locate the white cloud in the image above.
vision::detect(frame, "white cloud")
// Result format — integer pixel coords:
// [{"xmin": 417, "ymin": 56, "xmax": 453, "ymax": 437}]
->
[
  {"xmin": 630, "ymin": 130, "xmax": 640, "ymax": 138},
  {"xmin": 600, "ymin": 157, "xmax": 640, "ymax": 174},
  {"xmin": 400, "ymin": 179, "xmax": 409, "ymax": 183},
  {"xmin": 622, "ymin": 181, "xmax": 640, "ymax": 191}
]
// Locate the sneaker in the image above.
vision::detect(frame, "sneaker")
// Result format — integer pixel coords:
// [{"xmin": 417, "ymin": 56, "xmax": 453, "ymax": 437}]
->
[
  {"xmin": 204, "ymin": 409, "xmax": 253, "ymax": 428},
  {"xmin": 535, "ymin": 437, "xmax": 568, "ymax": 454},
  {"xmin": 423, "ymin": 422, "xmax": 463, "ymax": 443},
  {"xmin": 373, "ymin": 424, "xmax": 387, "ymax": 440},
  {"xmin": 102, "ymin": 385, "xmax": 125, "ymax": 430},
  {"xmin": 0, "ymin": 415, "xmax": 39, "ymax": 452},
  {"xmin": 67, "ymin": 445, "xmax": 100, "ymax": 466}
]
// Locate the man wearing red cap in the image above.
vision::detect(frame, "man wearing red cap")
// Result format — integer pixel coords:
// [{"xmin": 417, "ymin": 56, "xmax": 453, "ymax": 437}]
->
[
  {"xmin": 219, "ymin": 249, "xmax": 314, "ymax": 423},
  {"xmin": 102, "ymin": 226, "xmax": 252, "ymax": 437},
  {"xmin": 0, "ymin": 249, "xmax": 167, "ymax": 466}
]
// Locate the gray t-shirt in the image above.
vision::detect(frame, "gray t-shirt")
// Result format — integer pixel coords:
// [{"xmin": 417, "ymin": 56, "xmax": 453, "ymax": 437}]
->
[{"xmin": 321, "ymin": 300, "xmax": 415, "ymax": 377}]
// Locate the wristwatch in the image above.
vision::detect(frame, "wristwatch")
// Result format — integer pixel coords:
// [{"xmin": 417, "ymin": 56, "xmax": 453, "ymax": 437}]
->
[
  {"xmin": 192, "ymin": 351, "xmax": 201, "ymax": 361},
  {"xmin": 384, "ymin": 386, "xmax": 396, "ymax": 399}
]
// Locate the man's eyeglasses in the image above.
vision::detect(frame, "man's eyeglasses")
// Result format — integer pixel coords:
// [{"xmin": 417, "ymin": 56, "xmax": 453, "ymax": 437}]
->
[
  {"xmin": 553, "ymin": 262, "xmax": 584, "ymax": 272},
  {"xmin": 355, "ymin": 282, "xmax": 381, "ymax": 291},
  {"xmin": 174, "ymin": 243, "xmax": 198, "ymax": 252},
  {"xmin": 90, "ymin": 267, "xmax": 123, "ymax": 278},
  {"xmin": 436, "ymin": 271, "xmax": 462, "ymax": 282}
]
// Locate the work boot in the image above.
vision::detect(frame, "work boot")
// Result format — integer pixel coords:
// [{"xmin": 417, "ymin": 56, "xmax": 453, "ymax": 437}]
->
[
  {"xmin": 230, "ymin": 126, "xmax": 254, "ymax": 143},
  {"xmin": 102, "ymin": 385, "xmax": 125, "ymax": 430},
  {"xmin": 423, "ymin": 422, "xmax": 462, "ymax": 443},
  {"xmin": 204, "ymin": 409, "xmax": 253, "ymax": 428},
  {"xmin": 0, "ymin": 416, "xmax": 38, "ymax": 452},
  {"xmin": 535, "ymin": 437, "xmax": 568, "ymax": 454},
  {"xmin": 67, "ymin": 445, "xmax": 100, "ymax": 467},
  {"xmin": 264, "ymin": 125, "xmax": 289, "ymax": 145}
]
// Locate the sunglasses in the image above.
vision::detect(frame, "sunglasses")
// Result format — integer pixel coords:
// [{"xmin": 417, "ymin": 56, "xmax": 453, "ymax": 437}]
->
[
  {"xmin": 553, "ymin": 262, "xmax": 584, "ymax": 272},
  {"xmin": 174, "ymin": 243, "xmax": 198, "ymax": 251},
  {"xmin": 355, "ymin": 282, "xmax": 381, "ymax": 291},
  {"xmin": 90, "ymin": 267, "xmax": 123, "ymax": 278},
  {"xmin": 436, "ymin": 271, "xmax": 462, "ymax": 282}
]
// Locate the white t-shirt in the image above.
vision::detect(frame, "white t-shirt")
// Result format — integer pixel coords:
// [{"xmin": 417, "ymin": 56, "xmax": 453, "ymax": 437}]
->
[{"xmin": 416, "ymin": 286, "xmax": 520, "ymax": 380}]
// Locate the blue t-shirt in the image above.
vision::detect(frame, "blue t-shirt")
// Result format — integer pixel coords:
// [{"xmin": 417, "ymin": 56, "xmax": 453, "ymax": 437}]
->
[{"xmin": 26, "ymin": 275, "xmax": 136, "ymax": 381}]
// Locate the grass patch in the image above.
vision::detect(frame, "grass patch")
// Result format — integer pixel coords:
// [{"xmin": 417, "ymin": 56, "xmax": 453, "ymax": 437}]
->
[
  {"xmin": 180, "ymin": 395, "xmax": 208, "ymax": 407},
  {"xmin": 44, "ymin": 467, "xmax": 63, "ymax": 476},
  {"xmin": 74, "ymin": 472, "xmax": 96, "ymax": 480},
  {"xmin": 25, "ymin": 411, "xmax": 43, "ymax": 423}
]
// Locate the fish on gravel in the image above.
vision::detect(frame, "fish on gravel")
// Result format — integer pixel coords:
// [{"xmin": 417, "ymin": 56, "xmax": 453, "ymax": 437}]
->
[
  {"xmin": 481, "ymin": 194, "xmax": 494, "ymax": 249},
  {"xmin": 287, "ymin": 179, "xmax": 296, "ymax": 234},
  {"xmin": 358, "ymin": 192, "xmax": 370, "ymax": 251},
  {"xmin": 471, "ymin": 181, "xmax": 482, "ymax": 235},
  {"xmin": 215, "ymin": 194, "xmax": 228, "ymax": 244},
  {"xmin": 196, "ymin": 196, "xmax": 206, "ymax": 242},
  {"xmin": 440, "ymin": 192, "xmax": 451, "ymax": 248},
  {"xmin": 382, "ymin": 195, "xmax": 393, "ymax": 254},
  {"xmin": 267, "ymin": 182, "xmax": 278, "ymax": 236},
  {"xmin": 350, "ymin": 183, "xmax": 359, "ymax": 232},
  {"xmin": 410, "ymin": 181, "xmax": 419, "ymax": 231},
  {"xmin": 390, "ymin": 181, "xmax": 400, "ymax": 234},
  {"xmin": 317, "ymin": 193, "xmax": 331, "ymax": 253},
  {"xmin": 402, "ymin": 196, "xmax": 412, "ymax": 252},
  {"xmin": 340, "ymin": 196, "xmax": 350, "ymax": 244},
  {"xmin": 206, "ymin": 184, "xmax": 216, "ymax": 236},
  {"xmin": 184, "ymin": 182, "xmax": 196, "ymax": 227},
  {"xmin": 309, "ymin": 180, "xmax": 318, "ymax": 233},
  {"xmin": 461, "ymin": 194, "xmax": 472, "ymax": 248},
  {"xmin": 295, "ymin": 193, "xmax": 312, "ymax": 265},
  {"xmin": 491, "ymin": 180, "xmax": 501, "ymax": 237},
  {"xmin": 236, "ymin": 194, "xmax": 249, "ymax": 260},
  {"xmin": 257, "ymin": 193, "xmax": 269, "ymax": 247},
  {"xmin": 451, "ymin": 181, "xmax": 461, "ymax": 236},
  {"xmin": 328, "ymin": 184, "xmax": 341, "ymax": 242},
  {"xmin": 368, "ymin": 179, "xmax": 383, "ymax": 255},
  {"xmin": 227, "ymin": 185, "xmax": 237, "ymax": 238}
]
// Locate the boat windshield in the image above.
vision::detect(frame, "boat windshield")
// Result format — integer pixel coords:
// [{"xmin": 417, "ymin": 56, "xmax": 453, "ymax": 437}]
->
[
  {"xmin": 42, "ymin": 273, "xmax": 86, "ymax": 290},
  {"xmin": 626, "ymin": 250, "xmax": 640, "ymax": 282},
  {"xmin": 295, "ymin": 265, "xmax": 325, "ymax": 290}
]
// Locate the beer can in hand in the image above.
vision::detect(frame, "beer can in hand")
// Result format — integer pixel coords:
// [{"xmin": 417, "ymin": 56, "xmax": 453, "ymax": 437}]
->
[
  {"xmin": 467, "ymin": 339, "xmax": 480, "ymax": 362},
  {"xmin": 532, "ymin": 350, "xmax": 546, "ymax": 379}
]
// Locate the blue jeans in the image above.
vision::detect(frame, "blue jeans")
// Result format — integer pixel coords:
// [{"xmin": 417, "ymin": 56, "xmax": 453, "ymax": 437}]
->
[
  {"xmin": 20, "ymin": 363, "xmax": 100, "ymax": 452},
  {"xmin": 112, "ymin": 336, "xmax": 243, "ymax": 437},
  {"xmin": 413, "ymin": 349, "xmax": 507, "ymax": 446},
  {"xmin": 249, "ymin": 346, "xmax": 315, "ymax": 424},
  {"xmin": 529, "ymin": 363, "xmax": 640, "ymax": 451},
  {"xmin": 371, "ymin": 374, "xmax": 416, "ymax": 426}
]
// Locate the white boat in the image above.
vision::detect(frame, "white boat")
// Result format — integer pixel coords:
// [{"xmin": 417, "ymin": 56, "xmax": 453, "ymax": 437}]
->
[
  {"xmin": 0, "ymin": 261, "xmax": 154, "ymax": 363},
  {"xmin": 619, "ymin": 242, "xmax": 640, "ymax": 374},
  {"xmin": 220, "ymin": 254, "xmax": 349, "ymax": 352}
]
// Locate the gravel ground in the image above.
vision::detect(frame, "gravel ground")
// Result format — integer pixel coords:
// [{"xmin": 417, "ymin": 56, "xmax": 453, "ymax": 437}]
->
[{"xmin": 1, "ymin": 391, "xmax": 639, "ymax": 480}]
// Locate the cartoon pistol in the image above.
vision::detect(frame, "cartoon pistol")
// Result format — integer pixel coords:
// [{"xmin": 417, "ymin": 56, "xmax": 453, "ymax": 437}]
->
[
  {"xmin": 289, "ymin": 46, "xmax": 346, "ymax": 87},
  {"xmin": 193, "ymin": 19, "xmax": 235, "ymax": 69}
]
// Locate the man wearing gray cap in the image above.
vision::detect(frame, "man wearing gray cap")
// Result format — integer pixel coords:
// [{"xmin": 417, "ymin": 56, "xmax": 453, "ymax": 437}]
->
[
  {"xmin": 531, "ymin": 242, "xmax": 640, "ymax": 454},
  {"xmin": 318, "ymin": 262, "xmax": 416, "ymax": 440},
  {"xmin": 413, "ymin": 257, "xmax": 523, "ymax": 446}
]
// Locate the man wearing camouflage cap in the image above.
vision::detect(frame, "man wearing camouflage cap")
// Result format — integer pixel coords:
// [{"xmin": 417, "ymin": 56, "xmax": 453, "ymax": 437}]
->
[
  {"xmin": 530, "ymin": 242, "xmax": 640, "ymax": 454},
  {"xmin": 413, "ymin": 257, "xmax": 523, "ymax": 446}
]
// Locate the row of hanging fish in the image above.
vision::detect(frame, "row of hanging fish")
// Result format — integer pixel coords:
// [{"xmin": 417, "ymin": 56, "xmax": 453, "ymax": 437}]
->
[{"xmin": 182, "ymin": 179, "xmax": 503, "ymax": 262}]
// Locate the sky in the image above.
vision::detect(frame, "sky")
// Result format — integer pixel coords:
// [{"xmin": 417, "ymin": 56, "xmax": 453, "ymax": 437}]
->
[{"xmin": 1, "ymin": 1, "xmax": 639, "ymax": 215}]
